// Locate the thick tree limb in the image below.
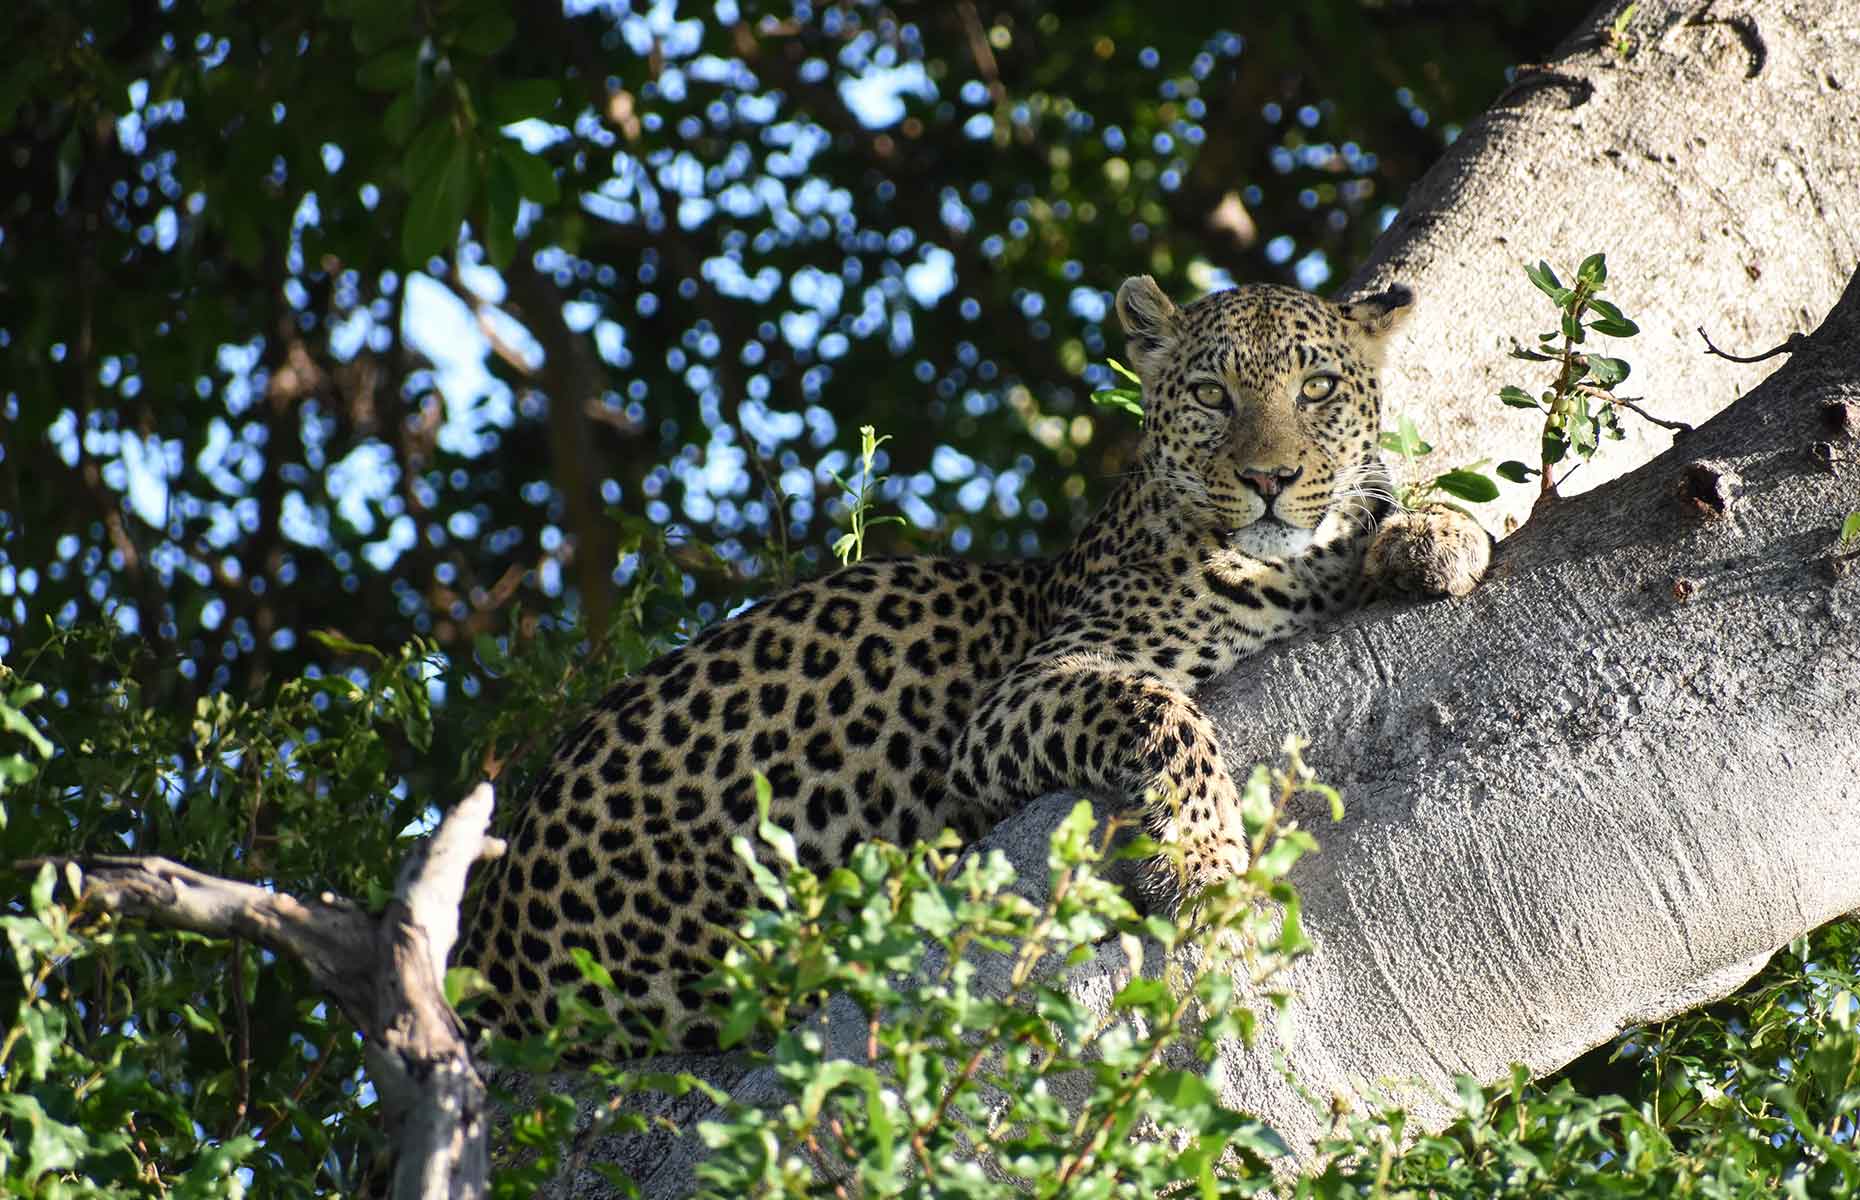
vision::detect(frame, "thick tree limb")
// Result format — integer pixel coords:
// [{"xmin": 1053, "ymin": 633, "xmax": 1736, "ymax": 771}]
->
[
  {"xmin": 1348, "ymin": 0, "xmax": 1860, "ymax": 533},
  {"xmin": 22, "ymin": 783, "xmax": 504, "ymax": 1200},
  {"xmin": 1183, "ymin": 257, "xmax": 1860, "ymax": 1155}
]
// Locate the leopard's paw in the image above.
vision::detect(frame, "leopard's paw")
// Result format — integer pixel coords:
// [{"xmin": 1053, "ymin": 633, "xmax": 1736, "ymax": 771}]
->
[
  {"xmin": 1128, "ymin": 838, "xmax": 1250, "ymax": 917},
  {"xmin": 1365, "ymin": 505, "xmax": 1493, "ymax": 599}
]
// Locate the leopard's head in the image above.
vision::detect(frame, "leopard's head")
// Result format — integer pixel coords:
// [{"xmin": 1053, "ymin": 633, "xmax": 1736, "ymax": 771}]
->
[{"xmin": 1114, "ymin": 276, "xmax": 1412, "ymax": 557}]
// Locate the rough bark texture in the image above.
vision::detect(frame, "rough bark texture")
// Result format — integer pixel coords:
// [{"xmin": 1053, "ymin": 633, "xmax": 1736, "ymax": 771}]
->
[
  {"xmin": 25, "ymin": 784, "xmax": 504, "ymax": 1200},
  {"xmin": 1190, "ymin": 265, "xmax": 1860, "ymax": 1154},
  {"xmin": 531, "ymin": 2, "xmax": 1860, "ymax": 1194},
  {"xmin": 1352, "ymin": 0, "xmax": 1860, "ymax": 533}
]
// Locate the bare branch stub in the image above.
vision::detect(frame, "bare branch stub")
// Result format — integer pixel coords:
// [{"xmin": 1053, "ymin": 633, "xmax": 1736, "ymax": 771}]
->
[{"xmin": 1696, "ymin": 325, "xmax": 1808, "ymax": 365}]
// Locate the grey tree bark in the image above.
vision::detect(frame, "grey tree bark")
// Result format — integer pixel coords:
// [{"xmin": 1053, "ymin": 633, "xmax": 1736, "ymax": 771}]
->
[
  {"xmin": 1190, "ymin": 277, "xmax": 1860, "ymax": 1155},
  {"xmin": 1354, "ymin": 0, "xmax": 1859, "ymax": 533},
  {"xmin": 550, "ymin": 2, "xmax": 1860, "ymax": 1194}
]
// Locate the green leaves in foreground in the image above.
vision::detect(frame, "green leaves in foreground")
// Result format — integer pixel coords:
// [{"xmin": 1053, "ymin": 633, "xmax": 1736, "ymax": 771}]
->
[
  {"xmin": 0, "ymin": 628, "xmax": 445, "ymax": 1199},
  {"xmin": 490, "ymin": 740, "xmax": 1339, "ymax": 1198},
  {"xmin": 1090, "ymin": 358, "xmax": 1147, "ymax": 422}
]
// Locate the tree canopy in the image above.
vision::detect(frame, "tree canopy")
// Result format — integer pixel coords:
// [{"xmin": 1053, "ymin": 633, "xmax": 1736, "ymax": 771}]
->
[
  {"xmin": 7, "ymin": 2, "xmax": 1857, "ymax": 1197},
  {"xmin": 1, "ymin": 0, "xmax": 1564, "ymax": 704}
]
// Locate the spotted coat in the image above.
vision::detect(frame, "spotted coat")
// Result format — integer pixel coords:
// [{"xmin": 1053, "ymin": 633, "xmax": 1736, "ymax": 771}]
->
[{"xmin": 460, "ymin": 278, "xmax": 1455, "ymax": 1053}]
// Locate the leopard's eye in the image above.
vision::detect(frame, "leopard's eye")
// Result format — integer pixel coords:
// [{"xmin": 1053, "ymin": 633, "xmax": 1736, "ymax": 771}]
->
[
  {"xmin": 1191, "ymin": 382, "xmax": 1228, "ymax": 409},
  {"xmin": 1299, "ymin": 374, "xmax": 1341, "ymax": 404}
]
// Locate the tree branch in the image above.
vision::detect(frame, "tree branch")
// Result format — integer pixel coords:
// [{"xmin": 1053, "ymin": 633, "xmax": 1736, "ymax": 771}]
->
[{"xmin": 21, "ymin": 783, "xmax": 505, "ymax": 1200}]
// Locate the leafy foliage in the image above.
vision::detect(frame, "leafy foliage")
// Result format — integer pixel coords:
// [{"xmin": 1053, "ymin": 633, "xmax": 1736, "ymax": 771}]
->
[
  {"xmin": 0, "ymin": 631, "xmax": 445, "ymax": 1196},
  {"xmin": 828, "ymin": 426, "xmax": 906, "ymax": 566},
  {"xmin": 6, "ymin": 604, "xmax": 1858, "ymax": 1195},
  {"xmin": 1378, "ymin": 417, "xmax": 1501, "ymax": 509},
  {"xmin": 1301, "ymin": 920, "xmax": 1860, "ymax": 1198},
  {"xmin": 463, "ymin": 743, "xmax": 1334, "ymax": 1197},
  {"xmin": 1, "ymin": 0, "xmax": 1571, "ymax": 726},
  {"xmin": 1496, "ymin": 254, "xmax": 1662, "ymax": 499}
]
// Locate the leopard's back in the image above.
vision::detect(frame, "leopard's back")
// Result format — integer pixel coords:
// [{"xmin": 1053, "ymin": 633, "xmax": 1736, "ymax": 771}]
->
[{"xmin": 460, "ymin": 555, "xmax": 1048, "ymax": 1050}]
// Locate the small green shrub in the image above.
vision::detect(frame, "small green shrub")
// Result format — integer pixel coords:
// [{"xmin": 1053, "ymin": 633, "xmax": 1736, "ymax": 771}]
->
[{"xmin": 1495, "ymin": 254, "xmax": 1659, "ymax": 500}]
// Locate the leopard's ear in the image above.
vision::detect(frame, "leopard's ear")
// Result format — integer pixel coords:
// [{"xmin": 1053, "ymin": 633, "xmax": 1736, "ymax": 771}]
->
[
  {"xmin": 1339, "ymin": 283, "xmax": 1415, "ymax": 339},
  {"xmin": 1115, "ymin": 275, "xmax": 1181, "ymax": 378}
]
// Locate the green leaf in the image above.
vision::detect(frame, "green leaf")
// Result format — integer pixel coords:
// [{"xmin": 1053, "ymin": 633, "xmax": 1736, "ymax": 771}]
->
[
  {"xmin": 181, "ymin": 1002, "xmax": 222, "ymax": 1034},
  {"xmin": 1497, "ymin": 460, "xmax": 1538, "ymax": 483},
  {"xmin": 171, "ymin": 1135, "xmax": 261, "ymax": 1197},
  {"xmin": 1577, "ymin": 252, "xmax": 1608, "ymax": 287},
  {"xmin": 1456, "ymin": 1074, "xmax": 1487, "ymax": 1119},
  {"xmin": 0, "ymin": 684, "xmax": 52, "ymax": 759},
  {"xmin": 1586, "ymin": 354, "xmax": 1630, "ymax": 387},
  {"xmin": 1588, "ymin": 298, "xmax": 1640, "ymax": 337},
  {"xmin": 568, "ymin": 947, "xmax": 616, "ymax": 989},
  {"xmin": 454, "ymin": 11, "xmax": 517, "ymax": 55},
  {"xmin": 383, "ymin": 92, "xmax": 418, "ymax": 146},
  {"xmin": 1543, "ymin": 430, "xmax": 1569, "ymax": 466},
  {"xmin": 717, "ymin": 995, "xmax": 763, "ymax": 1050},
  {"xmin": 752, "ymin": 772, "xmax": 798, "ymax": 870},
  {"xmin": 1840, "ymin": 512, "xmax": 1860, "ymax": 545},
  {"xmin": 356, "ymin": 46, "xmax": 418, "ymax": 92},
  {"xmin": 1112, "ymin": 977, "xmax": 1171, "ymax": 1011},
  {"xmin": 308, "ymin": 629, "xmax": 388, "ymax": 660},
  {"xmin": 1106, "ymin": 357, "xmax": 1142, "ymax": 384},
  {"xmin": 444, "ymin": 965, "xmax": 490, "ymax": 1007},
  {"xmin": 29, "ymin": 860, "xmax": 56, "ymax": 914},
  {"xmin": 401, "ymin": 134, "xmax": 474, "ymax": 264},
  {"xmin": 497, "ymin": 141, "xmax": 560, "ymax": 204},
  {"xmin": 732, "ymin": 834, "xmax": 788, "ymax": 911},
  {"xmin": 487, "ymin": 80, "xmax": 561, "ymax": 125},
  {"xmin": 1571, "ymin": 398, "xmax": 1598, "ymax": 455},
  {"xmin": 1497, "ymin": 385, "xmax": 1540, "ymax": 410},
  {"xmin": 907, "ymin": 887, "xmax": 955, "ymax": 937},
  {"xmin": 1431, "ymin": 470, "xmax": 1500, "ymax": 503},
  {"xmin": 1524, "ymin": 260, "xmax": 1569, "ymax": 303},
  {"xmin": 484, "ymin": 151, "xmax": 521, "ymax": 269},
  {"xmin": 1091, "ymin": 386, "xmax": 1144, "ymax": 421},
  {"xmin": 0, "ymin": 1094, "xmax": 84, "ymax": 1179},
  {"xmin": 1380, "ymin": 416, "xmax": 1432, "ymax": 459}
]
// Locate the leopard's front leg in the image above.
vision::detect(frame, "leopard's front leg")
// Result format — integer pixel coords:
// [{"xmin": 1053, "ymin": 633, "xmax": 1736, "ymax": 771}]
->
[{"xmin": 946, "ymin": 651, "xmax": 1247, "ymax": 910}]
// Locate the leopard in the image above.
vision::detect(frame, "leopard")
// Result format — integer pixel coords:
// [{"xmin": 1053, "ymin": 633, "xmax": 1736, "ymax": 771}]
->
[{"xmin": 457, "ymin": 275, "xmax": 1491, "ymax": 1054}]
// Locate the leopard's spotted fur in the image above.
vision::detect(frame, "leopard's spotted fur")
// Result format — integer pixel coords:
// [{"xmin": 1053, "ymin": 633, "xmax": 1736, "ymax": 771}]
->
[{"xmin": 460, "ymin": 277, "xmax": 1476, "ymax": 1052}]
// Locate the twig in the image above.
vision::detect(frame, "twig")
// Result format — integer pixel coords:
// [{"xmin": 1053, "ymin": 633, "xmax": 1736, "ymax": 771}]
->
[
  {"xmin": 256, "ymin": 1030, "xmax": 341, "ymax": 1142},
  {"xmin": 1697, "ymin": 325, "xmax": 1808, "ymax": 365},
  {"xmin": 1578, "ymin": 386, "xmax": 1693, "ymax": 434},
  {"xmin": 228, "ymin": 939, "xmax": 252, "ymax": 1137},
  {"xmin": 957, "ymin": 1, "xmax": 1013, "ymax": 142},
  {"xmin": 1616, "ymin": 397, "xmax": 1693, "ymax": 434}
]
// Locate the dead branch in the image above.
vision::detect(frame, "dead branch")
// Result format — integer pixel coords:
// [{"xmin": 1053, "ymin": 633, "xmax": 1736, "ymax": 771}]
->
[
  {"xmin": 20, "ymin": 783, "xmax": 505, "ymax": 1200},
  {"xmin": 1696, "ymin": 325, "xmax": 1809, "ymax": 364}
]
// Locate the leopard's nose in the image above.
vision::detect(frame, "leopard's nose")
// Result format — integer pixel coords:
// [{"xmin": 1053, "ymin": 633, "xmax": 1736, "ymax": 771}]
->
[{"xmin": 1239, "ymin": 465, "xmax": 1303, "ymax": 497}]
